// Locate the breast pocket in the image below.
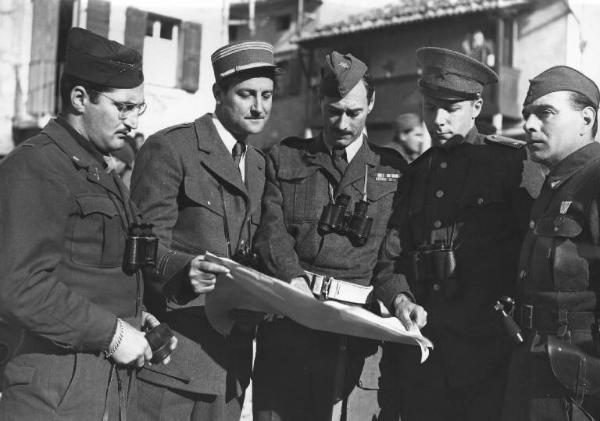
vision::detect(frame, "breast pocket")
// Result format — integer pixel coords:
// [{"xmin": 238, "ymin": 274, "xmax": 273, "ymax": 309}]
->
[
  {"xmin": 279, "ymin": 167, "xmax": 323, "ymax": 223},
  {"xmin": 71, "ymin": 195, "xmax": 125, "ymax": 268},
  {"xmin": 535, "ymin": 215, "xmax": 588, "ymax": 291},
  {"xmin": 460, "ymin": 189, "xmax": 509, "ymax": 239},
  {"xmin": 366, "ymin": 180, "xmax": 398, "ymax": 235}
]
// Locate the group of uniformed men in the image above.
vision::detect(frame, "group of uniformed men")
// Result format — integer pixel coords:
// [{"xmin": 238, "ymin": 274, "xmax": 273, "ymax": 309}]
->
[{"xmin": 1, "ymin": 26, "xmax": 600, "ymax": 421}]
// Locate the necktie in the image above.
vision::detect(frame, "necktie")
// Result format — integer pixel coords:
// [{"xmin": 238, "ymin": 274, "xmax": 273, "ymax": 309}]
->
[
  {"xmin": 332, "ymin": 147, "xmax": 348, "ymax": 175},
  {"xmin": 232, "ymin": 141, "xmax": 246, "ymax": 172}
]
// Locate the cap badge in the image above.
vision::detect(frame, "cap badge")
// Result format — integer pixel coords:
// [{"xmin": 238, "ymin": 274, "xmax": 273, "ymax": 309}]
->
[{"xmin": 339, "ymin": 61, "xmax": 349, "ymax": 69}]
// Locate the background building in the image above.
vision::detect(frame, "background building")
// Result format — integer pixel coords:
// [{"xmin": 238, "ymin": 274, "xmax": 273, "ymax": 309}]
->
[
  {"xmin": 230, "ymin": 0, "xmax": 600, "ymax": 150},
  {"xmin": 0, "ymin": 0, "xmax": 228, "ymax": 156}
]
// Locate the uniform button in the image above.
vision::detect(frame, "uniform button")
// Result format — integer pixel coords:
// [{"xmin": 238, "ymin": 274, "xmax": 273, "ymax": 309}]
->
[
  {"xmin": 529, "ymin": 220, "xmax": 535, "ymax": 229},
  {"xmin": 477, "ymin": 197, "xmax": 484, "ymax": 205},
  {"xmin": 240, "ymin": 239, "xmax": 245, "ymax": 245},
  {"xmin": 436, "ymin": 190, "xmax": 444, "ymax": 198},
  {"xmin": 440, "ymin": 162, "xmax": 448, "ymax": 169},
  {"xmin": 553, "ymin": 226, "xmax": 560, "ymax": 232},
  {"xmin": 207, "ymin": 201, "xmax": 211, "ymax": 206},
  {"xmin": 433, "ymin": 283, "xmax": 441, "ymax": 292},
  {"xmin": 519, "ymin": 270, "xmax": 527, "ymax": 280},
  {"xmin": 434, "ymin": 220, "xmax": 442, "ymax": 229}
]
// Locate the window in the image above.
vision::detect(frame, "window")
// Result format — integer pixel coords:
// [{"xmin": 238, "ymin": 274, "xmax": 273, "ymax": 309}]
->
[
  {"xmin": 276, "ymin": 15, "xmax": 292, "ymax": 31},
  {"xmin": 125, "ymin": 7, "xmax": 202, "ymax": 93}
]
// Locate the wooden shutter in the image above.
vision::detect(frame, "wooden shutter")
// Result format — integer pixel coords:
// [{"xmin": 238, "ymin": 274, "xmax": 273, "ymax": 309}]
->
[
  {"xmin": 87, "ymin": 0, "xmax": 111, "ymax": 38},
  {"xmin": 178, "ymin": 21, "xmax": 202, "ymax": 93},
  {"xmin": 28, "ymin": 0, "xmax": 60, "ymax": 117},
  {"xmin": 124, "ymin": 7, "xmax": 147, "ymax": 54}
]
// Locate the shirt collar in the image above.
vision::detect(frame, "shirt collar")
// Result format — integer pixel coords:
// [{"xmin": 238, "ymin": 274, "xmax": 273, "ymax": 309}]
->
[
  {"xmin": 546, "ymin": 142, "xmax": 600, "ymax": 190},
  {"xmin": 437, "ymin": 126, "xmax": 480, "ymax": 150},
  {"xmin": 323, "ymin": 132, "xmax": 365, "ymax": 163},
  {"xmin": 212, "ymin": 114, "xmax": 242, "ymax": 155}
]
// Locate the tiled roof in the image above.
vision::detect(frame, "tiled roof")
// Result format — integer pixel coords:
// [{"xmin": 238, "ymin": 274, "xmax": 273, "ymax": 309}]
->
[{"xmin": 297, "ymin": 0, "xmax": 529, "ymax": 42}]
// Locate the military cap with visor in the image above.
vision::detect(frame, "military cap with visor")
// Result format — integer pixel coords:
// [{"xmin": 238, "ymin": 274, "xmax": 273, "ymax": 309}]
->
[
  {"xmin": 64, "ymin": 27, "xmax": 143, "ymax": 89},
  {"xmin": 319, "ymin": 51, "xmax": 369, "ymax": 98},
  {"xmin": 523, "ymin": 65, "xmax": 600, "ymax": 108},
  {"xmin": 211, "ymin": 40, "xmax": 279, "ymax": 82},
  {"xmin": 416, "ymin": 47, "xmax": 498, "ymax": 101}
]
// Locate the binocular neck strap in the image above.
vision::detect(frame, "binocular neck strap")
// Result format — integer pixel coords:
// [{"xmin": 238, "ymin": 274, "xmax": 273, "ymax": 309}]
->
[{"xmin": 217, "ymin": 184, "xmax": 252, "ymax": 258}]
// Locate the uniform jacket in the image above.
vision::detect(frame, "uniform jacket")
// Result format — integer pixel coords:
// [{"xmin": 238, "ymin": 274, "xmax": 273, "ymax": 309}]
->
[
  {"xmin": 254, "ymin": 135, "xmax": 408, "ymax": 296},
  {"xmin": 0, "ymin": 119, "xmax": 142, "ymax": 418},
  {"xmin": 374, "ymin": 127, "xmax": 543, "ymax": 387},
  {"xmin": 503, "ymin": 142, "xmax": 600, "ymax": 420},
  {"xmin": 130, "ymin": 113, "xmax": 265, "ymax": 396}
]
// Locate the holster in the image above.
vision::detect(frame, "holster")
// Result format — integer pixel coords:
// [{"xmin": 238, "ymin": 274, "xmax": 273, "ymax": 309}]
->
[{"xmin": 547, "ymin": 336, "xmax": 600, "ymax": 405}]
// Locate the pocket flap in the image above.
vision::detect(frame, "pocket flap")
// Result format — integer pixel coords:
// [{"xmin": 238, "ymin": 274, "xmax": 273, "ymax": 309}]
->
[
  {"xmin": 3, "ymin": 361, "xmax": 35, "ymax": 386},
  {"xmin": 75, "ymin": 195, "xmax": 118, "ymax": 217},
  {"xmin": 278, "ymin": 166, "xmax": 315, "ymax": 181},
  {"xmin": 183, "ymin": 176, "xmax": 222, "ymax": 215},
  {"xmin": 463, "ymin": 190, "xmax": 505, "ymax": 208},
  {"xmin": 367, "ymin": 180, "xmax": 398, "ymax": 202},
  {"xmin": 535, "ymin": 215, "xmax": 583, "ymax": 238}
]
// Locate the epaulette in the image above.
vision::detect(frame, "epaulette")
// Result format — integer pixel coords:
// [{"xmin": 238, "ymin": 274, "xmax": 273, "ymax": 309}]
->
[
  {"xmin": 280, "ymin": 136, "xmax": 307, "ymax": 147},
  {"xmin": 484, "ymin": 134, "xmax": 526, "ymax": 149},
  {"xmin": 18, "ymin": 134, "xmax": 53, "ymax": 149},
  {"xmin": 160, "ymin": 122, "xmax": 194, "ymax": 136}
]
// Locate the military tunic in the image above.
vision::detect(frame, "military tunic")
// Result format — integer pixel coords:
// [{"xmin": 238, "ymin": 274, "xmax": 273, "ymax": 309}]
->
[
  {"xmin": 0, "ymin": 119, "xmax": 142, "ymax": 420},
  {"xmin": 130, "ymin": 113, "xmax": 265, "ymax": 420},
  {"xmin": 503, "ymin": 142, "xmax": 600, "ymax": 421},
  {"xmin": 252, "ymin": 135, "xmax": 408, "ymax": 421},
  {"xmin": 374, "ymin": 127, "xmax": 542, "ymax": 421}
]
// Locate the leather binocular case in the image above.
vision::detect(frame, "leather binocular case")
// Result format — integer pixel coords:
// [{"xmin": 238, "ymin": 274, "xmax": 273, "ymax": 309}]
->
[
  {"xmin": 408, "ymin": 242, "xmax": 458, "ymax": 299},
  {"xmin": 318, "ymin": 194, "xmax": 373, "ymax": 246},
  {"xmin": 123, "ymin": 223, "xmax": 158, "ymax": 273}
]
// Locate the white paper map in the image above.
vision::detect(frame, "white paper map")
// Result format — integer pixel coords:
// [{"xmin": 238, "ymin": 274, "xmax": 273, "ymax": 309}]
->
[{"xmin": 204, "ymin": 253, "xmax": 433, "ymax": 362}]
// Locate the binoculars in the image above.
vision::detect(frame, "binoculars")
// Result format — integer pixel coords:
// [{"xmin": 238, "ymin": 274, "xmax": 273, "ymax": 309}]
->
[
  {"xmin": 232, "ymin": 246, "xmax": 259, "ymax": 268},
  {"xmin": 123, "ymin": 223, "xmax": 158, "ymax": 273},
  {"xmin": 145, "ymin": 323, "xmax": 174, "ymax": 363},
  {"xmin": 408, "ymin": 241, "xmax": 458, "ymax": 299},
  {"xmin": 318, "ymin": 194, "xmax": 373, "ymax": 246}
]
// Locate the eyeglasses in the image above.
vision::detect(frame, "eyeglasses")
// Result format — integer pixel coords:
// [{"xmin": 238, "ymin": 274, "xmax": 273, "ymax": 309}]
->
[{"xmin": 91, "ymin": 90, "xmax": 147, "ymax": 119}]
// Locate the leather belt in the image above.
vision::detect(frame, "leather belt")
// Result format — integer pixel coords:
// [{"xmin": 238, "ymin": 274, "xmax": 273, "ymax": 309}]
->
[
  {"xmin": 518, "ymin": 304, "xmax": 595, "ymax": 333},
  {"xmin": 305, "ymin": 270, "xmax": 373, "ymax": 305}
]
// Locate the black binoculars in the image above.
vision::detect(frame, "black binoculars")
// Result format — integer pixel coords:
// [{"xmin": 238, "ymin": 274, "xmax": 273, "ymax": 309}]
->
[
  {"xmin": 318, "ymin": 194, "xmax": 373, "ymax": 246},
  {"xmin": 408, "ymin": 241, "xmax": 458, "ymax": 299},
  {"xmin": 123, "ymin": 223, "xmax": 158, "ymax": 273},
  {"xmin": 145, "ymin": 323, "xmax": 174, "ymax": 363},
  {"xmin": 232, "ymin": 245, "xmax": 259, "ymax": 268}
]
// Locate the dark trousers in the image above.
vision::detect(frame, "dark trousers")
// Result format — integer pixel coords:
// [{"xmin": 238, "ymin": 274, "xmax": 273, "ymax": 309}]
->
[
  {"xmin": 136, "ymin": 379, "xmax": 244, "ymax": 421},
  {"xmin": 0, "ymin": 351, "xmax": 136, "ymax": 421},
  {"xmin": 378, "ymin": 343, "xmax": 507, "ymax": 421},
  {"xmin": 252, "ymin": 318, "xmax": 368, "ymax": 421}
]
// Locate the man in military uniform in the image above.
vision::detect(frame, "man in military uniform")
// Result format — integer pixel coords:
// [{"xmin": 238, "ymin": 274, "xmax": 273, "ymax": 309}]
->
[
  {"xmin": 130, "ymin": 41, "xmax": 276, "ymax": 420},
  {"xmin": 252, "ymin": 51, "xmax": 426, "ymax": 421},
  {"xmin": 502, "ymin": 66, "xmax": 600, "ymax": 421},
  {"xmin": 374, "ymin": 47, "xmax": 543, "ymax": 421},
  {"xmin": 0, "ymin": 28, "xmax": 174, "ymax": 420}
]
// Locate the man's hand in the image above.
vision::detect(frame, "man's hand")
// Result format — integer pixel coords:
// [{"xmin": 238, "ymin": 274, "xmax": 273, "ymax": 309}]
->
[
  {"xmin": 393, "ymin": 294, "xmax": 427, "ymax": 331},
  {"xmin": 110, "ymin": 320, "xmax": 152, "ymax": 367},
  {"xmin": 142, "ymin": 311, "xmax": 177, "ymax": 365},
  {"xmin": 290, "ymin": 276, "xmax": 314, "ymax": 297},
  {"xmin": 188, "ymin": 254, "xmax": 230, "ymax": 294}
]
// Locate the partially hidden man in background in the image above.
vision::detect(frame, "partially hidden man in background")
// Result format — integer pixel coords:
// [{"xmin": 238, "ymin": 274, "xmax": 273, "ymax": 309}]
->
[
  {"xmin": 130, "ymin": 41, "xmax": 277, "ymax": 421},
  {"xmin": 502, "ymin": 66, "xmax": 600, "ymax": 421},
  {"xmin": 0, "ymin": 28, "xmax": 175, "ymax": 420},
  {"xmin": 373, "ymin": 47, "xmax": 544, "ymax": 421},
  {"xmin": 251, "ymin": 51, "xmax": 427, "ymax": 421}
]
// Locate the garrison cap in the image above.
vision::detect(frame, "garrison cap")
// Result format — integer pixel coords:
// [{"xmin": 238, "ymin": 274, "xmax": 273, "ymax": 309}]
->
[
  {"xmin": 320, "ymin": 51, "xmax": 368, "ymax": 98},
  {"xmin": 211, "ymin": 41, "xmax": 277, "ymax": 82},
  {"xmin": 524, "ymin": 65, "xmax": 600, "ymax": 108},
  {"xmin": 416, "ymin": 47, "xmax": 498, "ymax": 101},
  {"xmin": 64, "ymin": 27, "xmax": 143, "ymax": 88}
]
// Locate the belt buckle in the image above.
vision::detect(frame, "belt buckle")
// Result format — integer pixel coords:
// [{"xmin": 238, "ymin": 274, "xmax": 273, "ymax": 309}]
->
[
  {"xmin": 524, "ymin": 304, "xmax": 533, "ymax": 330},
  {"xmin": 320, "ymin": 276, "xmax": 332, "ymax": 300}
]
